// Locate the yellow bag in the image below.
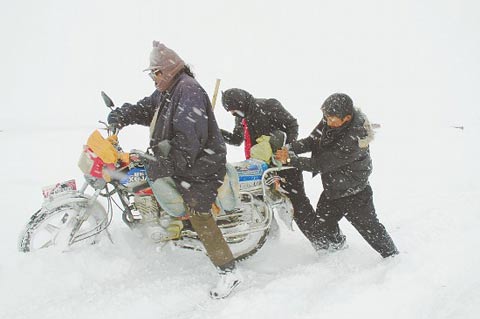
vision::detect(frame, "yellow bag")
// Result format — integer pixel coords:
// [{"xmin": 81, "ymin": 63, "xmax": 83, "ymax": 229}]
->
[
  {"xmin": 86, "ymin": 130, "xmax": 119, "ymax": 164},
  {"xmin": 250, "ymin": 135, "xmax": 273, "ymax": 164}
]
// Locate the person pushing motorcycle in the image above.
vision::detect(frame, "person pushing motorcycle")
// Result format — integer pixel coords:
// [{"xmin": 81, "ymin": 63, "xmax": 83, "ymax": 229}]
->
[{"xmin": 107, "ymin": 41, "xmax": 242, "ymax": 299}]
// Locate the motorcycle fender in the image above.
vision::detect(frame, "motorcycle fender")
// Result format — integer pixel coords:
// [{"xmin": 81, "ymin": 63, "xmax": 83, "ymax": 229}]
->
[{"xmin": 41, "ymin": 191, "xmax": 100, "ymax": 213}]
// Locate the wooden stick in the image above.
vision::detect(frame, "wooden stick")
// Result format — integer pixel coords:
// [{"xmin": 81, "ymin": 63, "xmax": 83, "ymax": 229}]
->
[{"xmin": 211, "ymin": 78, "xmax": 221, "ymax": 109}]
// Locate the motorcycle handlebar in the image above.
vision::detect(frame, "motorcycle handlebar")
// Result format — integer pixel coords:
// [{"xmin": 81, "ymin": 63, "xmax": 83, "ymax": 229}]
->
[
  {"xmin": 129, "ymin": 149, "xmax": 156, "ymax": 163},
  {"xmin": 111, "ymin": 127, "xmax": 120, "ymax": 136}
]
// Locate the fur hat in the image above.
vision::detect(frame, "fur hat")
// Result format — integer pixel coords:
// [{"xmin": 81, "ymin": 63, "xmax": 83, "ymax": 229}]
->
[
  {"xmin": 321, "ymin": 93, "xmax": 354, "ymax": 118},
  {"xmin": 144, "ymin": 41, "xmax": 185, "ymax": 92},
  {"xmin": 143, "ymin": 41, "xmax": 185, "ymax": 72}
]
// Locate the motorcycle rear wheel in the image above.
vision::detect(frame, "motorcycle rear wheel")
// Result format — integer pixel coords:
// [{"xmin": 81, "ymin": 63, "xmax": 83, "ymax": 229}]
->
[
  {"xmin": 228, "ymin": 227, "xmax": 269, "ymax": 261},
  {"xmin": 221, "ymin": 200, "xmax": 271, "ymax": 261},
  {"xmin": 176, "ymin": 201, "xmax": 270, "ymax": 261}
]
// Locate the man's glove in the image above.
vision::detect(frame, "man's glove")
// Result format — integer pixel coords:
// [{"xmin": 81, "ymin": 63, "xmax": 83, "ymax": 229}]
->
[{"xmin": 107, "ymin": 109, "xmax": 126, "ymax": 129}]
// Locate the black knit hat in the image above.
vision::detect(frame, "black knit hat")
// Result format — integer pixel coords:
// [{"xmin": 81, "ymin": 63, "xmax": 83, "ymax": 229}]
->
[
  {"xmin": 321, "ymin": 93, "xmax": 354, "ymax": 118},
  {"xmin": 221, "ymin": 88, "xmax": 253, "ymax": 115}
]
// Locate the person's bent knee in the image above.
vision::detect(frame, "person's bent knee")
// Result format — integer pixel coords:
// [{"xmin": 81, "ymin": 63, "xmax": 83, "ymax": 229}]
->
[{"xmin": 188, "ymin": 207, "xmax": 213, "ymax": 221}]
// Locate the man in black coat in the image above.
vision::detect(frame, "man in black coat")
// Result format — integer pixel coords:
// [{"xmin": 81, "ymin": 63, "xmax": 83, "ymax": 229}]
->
[
  {"xmin": 276, "ymin": 93, "xmax": 398, "ymax": 258},
  {"xmin": 221, "ymin": 89, "xmax": 299, "ymax": 152},
  {"xmin": 107, "ymin": 41, "xmax": 241, "ymax": 299},
  {"xmin": 220, "ymin": 88, "xmax": 316, "ymax": 237}
]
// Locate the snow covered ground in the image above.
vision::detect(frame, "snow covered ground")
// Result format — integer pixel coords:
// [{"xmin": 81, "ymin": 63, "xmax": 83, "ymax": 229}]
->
[{"xmin": 1, "ymin": 1, "xmax": 480, "ymax": 318}]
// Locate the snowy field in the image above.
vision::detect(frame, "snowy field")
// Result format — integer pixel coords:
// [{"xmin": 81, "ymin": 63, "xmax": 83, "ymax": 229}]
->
[{"xmin": 1, "ymin": 1, "xmax": 480, "ymax": 318}]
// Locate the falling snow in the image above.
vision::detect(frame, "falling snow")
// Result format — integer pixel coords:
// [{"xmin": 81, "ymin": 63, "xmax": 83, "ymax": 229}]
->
[
  {"xmin": 180, "ymin": 181, "xmax": 192, "ymax": 189},
  {"xmin": 204, "ymin": 148, "xmax": 215, "ymax": 155},
  {"xmin": 1, "ymin": 1, "xmax": 480, "ymax": 319}
]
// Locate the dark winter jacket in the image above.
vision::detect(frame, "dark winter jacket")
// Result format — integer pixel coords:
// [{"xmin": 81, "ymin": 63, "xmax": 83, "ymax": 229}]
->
[
  {"xmin": 112, "ymin": 72, "xmax": 226, "ymax": 211},
  {"xmin": 289, "ymin": 108, "xmax": 373, "ymax": 200},
  {"xmin": 221, "ymin": 90, "xmax": 299, "ymax": 147}
]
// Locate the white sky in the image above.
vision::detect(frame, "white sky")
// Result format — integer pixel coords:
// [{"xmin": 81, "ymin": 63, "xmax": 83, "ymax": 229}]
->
[{"xmin": 1, "ymin": 0, "xmax": 479, "ymax": 134}]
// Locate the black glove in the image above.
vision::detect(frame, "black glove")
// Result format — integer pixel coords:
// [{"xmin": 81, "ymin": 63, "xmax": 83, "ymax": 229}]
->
[
  {"xmin": 107, "ymin": 109, "xmax": 126, "ymax": 129},
  {"xmin": 269, "ymin": 130, "xmax": 287, "ymax": 153}
]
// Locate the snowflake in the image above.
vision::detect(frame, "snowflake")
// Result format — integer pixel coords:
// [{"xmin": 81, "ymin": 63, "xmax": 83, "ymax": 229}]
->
[{"xmin": 180, "ymin": 181, "xmax": 191, "ymax": 189}]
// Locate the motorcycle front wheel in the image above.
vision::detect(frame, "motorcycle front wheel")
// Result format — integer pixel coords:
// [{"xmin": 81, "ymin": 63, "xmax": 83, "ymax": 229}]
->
[{"xmin": 18, "ymin": 199, "xmax": 108, "ymax": 252}]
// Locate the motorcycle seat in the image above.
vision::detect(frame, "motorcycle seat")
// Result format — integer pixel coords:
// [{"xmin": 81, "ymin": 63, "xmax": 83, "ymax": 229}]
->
[{"xmin": 215, "ymin": 163, "xmax": 241, "ymax": 212}]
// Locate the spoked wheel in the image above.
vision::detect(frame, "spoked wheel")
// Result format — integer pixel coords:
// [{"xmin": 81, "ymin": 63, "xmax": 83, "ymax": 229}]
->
[
  {"xmin": 221, "ymin": 199, "xmax": 270, "ymax": 261},
  {"xmin": 19, "ymin": 200, "xmax": 108, "ymax": 252},
  {"xmin": 174, "ymin": 200, "xmax": 271, "ymax": 261},
  {"xmin": 227, "ymin": 226, "xmax": 269, "ymax": 261}
]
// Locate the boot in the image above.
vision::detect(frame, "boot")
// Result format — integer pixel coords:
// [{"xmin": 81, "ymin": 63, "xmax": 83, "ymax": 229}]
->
[
  {"xmin": 381, "ymin": 247, "xmax": 399, "ymax": 258},
  {"xmin": 313, "ymin": 234, "xmax": 347, "ymax": 254},
  {"xmin": 328, "ymin": 233, "xmax": 347, "ymax": 251},
  {"xmin": 187, "ymin": 208, "xmax": 241, "ymax": 299},
  {"xmin": 210, "ymin": 267, "xmax": 243, "ymax": 299}
]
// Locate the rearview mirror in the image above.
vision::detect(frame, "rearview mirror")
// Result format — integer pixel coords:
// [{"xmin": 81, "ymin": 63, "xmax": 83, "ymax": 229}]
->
[
  {"xmin": 269, "ymin": 130, "xmax": 287, "ymax": 153},
  {"xmin": 101, "ymin": 91, "xmax": 115, "ymax": 109}
]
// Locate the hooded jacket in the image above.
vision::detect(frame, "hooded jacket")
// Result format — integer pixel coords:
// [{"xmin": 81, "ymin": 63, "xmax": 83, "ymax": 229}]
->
[
  {"xmin": 289, "ymin": 108, "xmax": 374, "ymax": 199},
  {"xmin": 113, "ymin": 72, "xmax": 226, "ymax": 211},
  {"xmin": 220, "ymin": 89, "xmax": 299, "ymax": 147}
]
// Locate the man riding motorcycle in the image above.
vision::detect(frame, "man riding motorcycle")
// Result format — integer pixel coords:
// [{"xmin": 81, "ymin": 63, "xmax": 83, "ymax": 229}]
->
[{"xmin": 107, "ymin": 41, "xmax": 241, "ymax": 299}]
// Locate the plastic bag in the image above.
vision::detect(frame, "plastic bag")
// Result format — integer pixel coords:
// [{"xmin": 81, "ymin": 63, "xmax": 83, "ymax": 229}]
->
[{"xmin": 250, "ymin": 135, "xmax": 273, "ymax": 163}]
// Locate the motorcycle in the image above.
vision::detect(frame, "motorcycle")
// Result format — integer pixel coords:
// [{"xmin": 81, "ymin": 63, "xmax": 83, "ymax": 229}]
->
[{"xmin": 18, "ymin": 92, "xmax": 295, "ymax": 261}]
